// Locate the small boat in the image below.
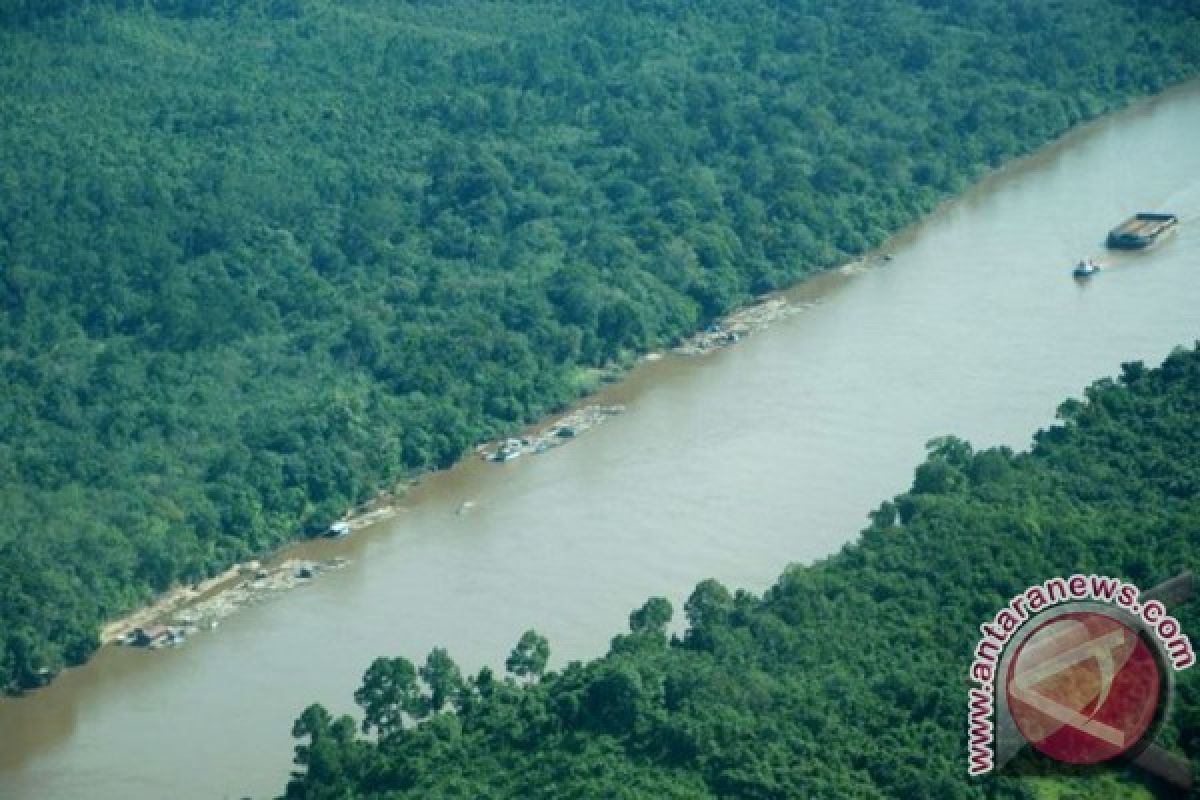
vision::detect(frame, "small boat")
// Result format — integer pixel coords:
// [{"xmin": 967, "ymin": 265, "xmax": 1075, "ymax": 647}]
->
[
  {"xmin": 129, "ymin": 625, "xmax": 184, "ymax": 649},
  {"xmin": 492, "ymin": 439, "xmax": 523, "ymax": 462},
  {"xmin": 1073, "ymin": 259, "xmax": 1101, "ymax": 278},
  {"xmin": 326, "ymin": 521, "xmax": 351, "ymax": 538}
]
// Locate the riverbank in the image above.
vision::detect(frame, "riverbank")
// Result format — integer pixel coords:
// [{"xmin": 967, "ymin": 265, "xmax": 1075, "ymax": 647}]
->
[
  {"xmin": 91, "ymin": 302, "xmax": 773, "ymax": 641},
  {"xmin": 98, "ymin": 504, "xmax": 397, "ymax": 646},
  {"xmin": 100, "ymin": 564, "xmax": 244, "ymax": 645},
  {"xmin": 91, "ymin": 275, "xmax": 835, "ymax": 652},
  {"xmin": 674, "ymin": 296, "xmax": 809, "ymax": 355},
  {"xmin": 97, "ymin": 279, "xmax": 845, "ymax": 646}
]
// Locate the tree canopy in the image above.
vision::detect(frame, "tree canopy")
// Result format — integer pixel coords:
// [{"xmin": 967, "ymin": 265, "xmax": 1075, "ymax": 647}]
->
[{"xmin": 2, "ymin": 0, "xmax": 1199, "ymax": 690}]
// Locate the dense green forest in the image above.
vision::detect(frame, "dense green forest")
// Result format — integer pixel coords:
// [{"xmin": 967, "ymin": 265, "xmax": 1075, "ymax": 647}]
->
[
  {"xmin": 282, "ymin": 345, "xmax": 1200, "ymax": 799},
  {"xmin": 2, "ymin": 0, "xmax": 1200, "ymax": 691}
]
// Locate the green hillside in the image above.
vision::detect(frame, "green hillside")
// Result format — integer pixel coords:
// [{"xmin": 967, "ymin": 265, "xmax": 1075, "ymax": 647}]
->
[
  {"xmin": 2, "ymin": 0, "xmax": 1199, "ymax": 690},
  {"xmin": 283, "ymin": 345, "xmax": 1200, "ymax": 799}
]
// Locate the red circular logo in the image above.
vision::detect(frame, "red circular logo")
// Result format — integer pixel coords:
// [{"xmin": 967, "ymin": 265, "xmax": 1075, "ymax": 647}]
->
[{"xmin": 1006, "ymin": 611, "xmax": 1162, "ymax": 764}]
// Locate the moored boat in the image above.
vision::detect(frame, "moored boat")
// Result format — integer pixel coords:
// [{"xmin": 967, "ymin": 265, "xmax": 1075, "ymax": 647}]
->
[{"xmin": 492, "ymin": 438, "xmax": 523, "ymax": 462}]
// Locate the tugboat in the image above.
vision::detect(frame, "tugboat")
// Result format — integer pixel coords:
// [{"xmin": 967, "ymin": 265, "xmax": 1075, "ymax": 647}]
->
[{"xmin": 1072, "ymin": 258, "xmax": 1101, "ymax": 278}]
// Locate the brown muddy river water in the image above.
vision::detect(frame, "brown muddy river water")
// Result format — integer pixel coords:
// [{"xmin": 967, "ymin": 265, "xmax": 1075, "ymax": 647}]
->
[{"xmin": 2, "ymin": 81, "xmax": 1200, "ymax": 799}]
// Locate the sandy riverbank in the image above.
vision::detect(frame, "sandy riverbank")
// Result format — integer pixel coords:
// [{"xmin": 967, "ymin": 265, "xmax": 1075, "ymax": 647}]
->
[
  {"xmin": 673, "ymin": 294, "xmax": 822, "ymax": 356},
  {"xmin": 100, "ymin": 564, "xmax": 244, "ymax": 644},
  {"xmin": 98, "ymin": 504, "xmax": 398, "ymax": 645}
]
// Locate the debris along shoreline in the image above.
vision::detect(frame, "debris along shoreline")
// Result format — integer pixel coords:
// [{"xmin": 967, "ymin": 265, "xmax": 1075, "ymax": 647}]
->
[
  {"xmin": 674, "ymin": 295, "xmax": 816, "ymax": 356},
  {"xmin": 113, "ymin": 557, "xmax": 349, "ymax": 649},
  {"xmin": 100, "ymin": 564, "xmax": 243, "ymax": 645},
  {"xmin": 101, "ymin": 292, "xmax": 812, "ymax": 644},
  {"xmin": 481, "ymin": 404, "xmax": 625, "ymax": 462},
  {"xmin": 168, "ymin": 557, "xmax": 349, "ymax": 636},
  {"xmin": 101, "ymin": 289, "xmax": 818, "ymax": 645},
  {"xmin": 479, "ymin": 294, "xmax": 822, "ymax": 461},
  {"xmin": 100, "ymin": 501, "xmax": 394, "ymax": 646}
]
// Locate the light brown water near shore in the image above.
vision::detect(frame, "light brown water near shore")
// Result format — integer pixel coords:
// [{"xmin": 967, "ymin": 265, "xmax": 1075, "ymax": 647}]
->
[{"xmin": 3, "ymin": 81, "xmax": 1200, "ymax": 799}]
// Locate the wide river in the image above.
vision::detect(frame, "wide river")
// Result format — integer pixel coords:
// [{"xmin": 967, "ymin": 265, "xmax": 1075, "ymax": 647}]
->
[{"xmin": 3, "ymin": 81, "xmax": 1200, "ymax": 800}]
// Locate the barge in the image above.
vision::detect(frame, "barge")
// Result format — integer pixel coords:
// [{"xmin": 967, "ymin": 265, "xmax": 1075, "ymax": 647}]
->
[{"xmin": 1106, "ymin": 212, "xmax": 1178, "ymax": 249}]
